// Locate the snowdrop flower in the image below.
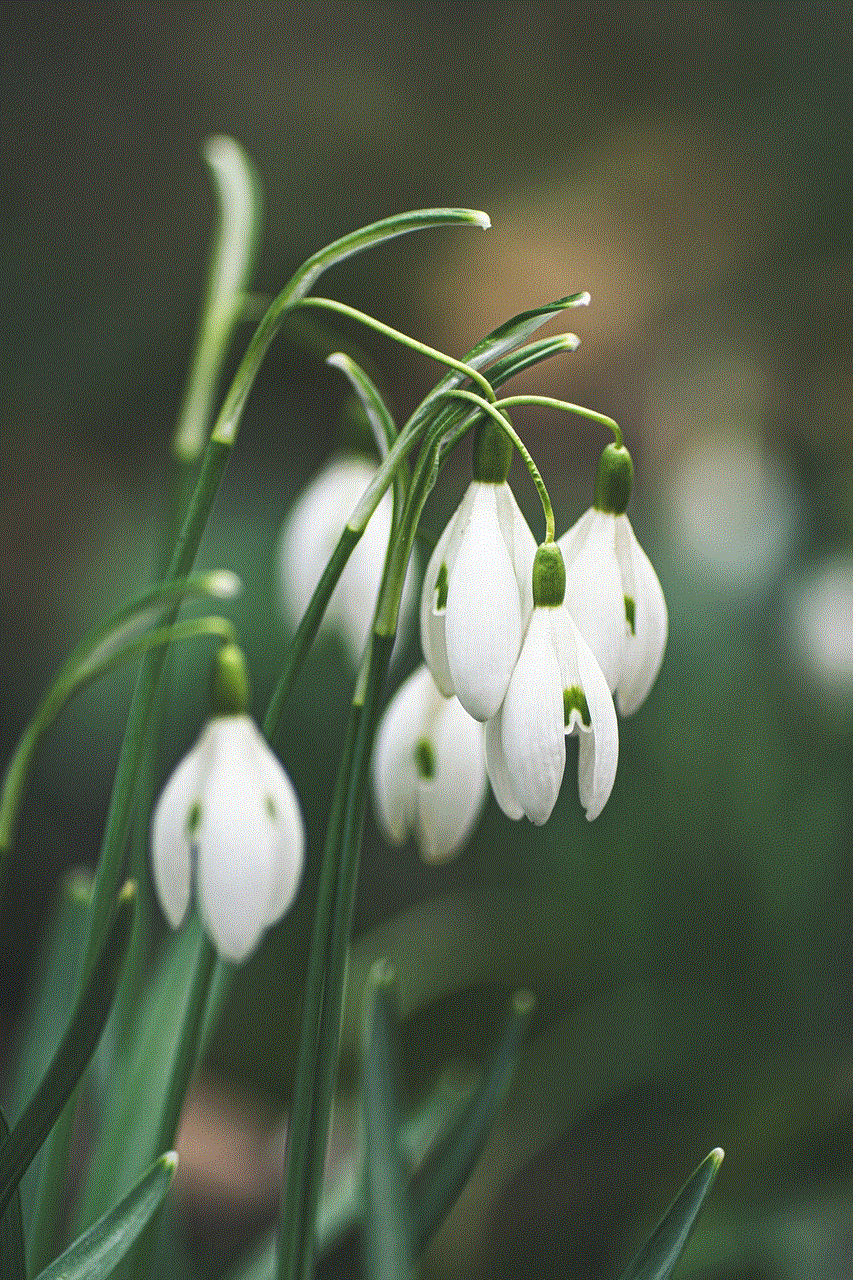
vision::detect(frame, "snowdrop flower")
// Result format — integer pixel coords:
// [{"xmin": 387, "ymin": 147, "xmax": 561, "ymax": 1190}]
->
[
  {"xmin": 420, "ymin": 424, "xmax": 536, "ymax": 722},
  {"xmin": 152, "ymin": 645, "xmax": 304, "ymax": 962},
  {"xmin": 559, "ymin": 444, "xmax": 667, "ymax": 716},
  {"xmin": 279, "ymin": 455, "xmax": 416, "ymax": 666},
  {"xmin": 373, "ymin": 664, "xmax": 487, "ymax": 862},
  {"xmin": 485, "ymin": 543, "xmax": 618, "ymax": 825}
]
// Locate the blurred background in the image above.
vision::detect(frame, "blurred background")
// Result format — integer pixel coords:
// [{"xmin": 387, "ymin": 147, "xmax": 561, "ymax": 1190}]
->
[{"xmin": 2, "ymin": 3, "xmax": 851, "ymax": 1277}]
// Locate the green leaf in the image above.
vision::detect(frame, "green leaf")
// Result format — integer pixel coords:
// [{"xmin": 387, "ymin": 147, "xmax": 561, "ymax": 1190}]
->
[
  {"xmin": 34, "ymin": 1152, "xmax": 177, "ymax": 1280},
  {"xmin": 362, "ymin": 961, "xmax": 413, "ymax": 1280},
  {"xmin": 284, "ymin": 208, "xmax": 490, "ymax": 306},
  {"xmin": 5, "ymin": 871, "xmax": 92, "ymax": 1238},
  {"xmin": 221, "ymin": 1071, "xmax": 475, "ymax": 1280},
  {"xmin": 617, "ymin": 1147, "xmax": 724, "ymax": 1280},
  {"xmin": 0, "ymin": 1111, "xmax": 25, "ymax": 1280},
  {"xmin": 0, "ymin": 883, "xmax": 135, "ymax": 1218},
  {"xmin": 411, "ymin": 990, "xmax": 535, "ymax": 1251},
  {"xmin": 75, "ymin": 915, "xmax": 209, "ymax": 1233},
  {"xmin": 0, "ymin": 570, "xmax": 239, "ymax": 853}
]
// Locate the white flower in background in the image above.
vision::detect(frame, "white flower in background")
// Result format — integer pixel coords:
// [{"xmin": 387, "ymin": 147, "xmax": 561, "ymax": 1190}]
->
[
  {"xmin": 559, "ymin": 444, "xmax": 668, "ymax": 716},
  {"xmin": 279, "ymin": 455, "xmax": 416, "ymax": 665},
  {"xmin": 485, "ymin": 544, "xmax": 618, "ymax": 825},
  {"xmin": 151, "ymin": 646, "xmax": 304, "ymax": 962},
  {"xmin": 373, "ymin": 664, "xmax": 487, "ymax": 862},
  {"xmin": 783, "ymin": 554, "xmax": 853, "ymax": 712},
  {"xmin": 420, "ymin": 426, "xmax": 536, "ymax": 722}
]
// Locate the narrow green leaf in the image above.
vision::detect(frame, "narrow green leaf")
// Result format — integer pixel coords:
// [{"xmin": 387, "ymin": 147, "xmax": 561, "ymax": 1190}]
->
[
  {"xmin": 173, "ymin": 135, "xmax": 262, "ymax": 462},
  {"xmin": 5, "ymin": 871, "xmax": 92, "ymax": 1239},
  {"xmin": 0, "ymin": 570, "xmax": 239, "ymax": 854},
  {"xmin": 326, "ymin": 353, "xmax": 397, "ymax": 457},
  {"xmin": 221, "ymin": 1072, "xmax": 475, "ymax": 1280},
  {"xmin": 75, "ymin": 915, "xmax": 209, "ymax": 1233},
  {"xmin": 618, "ymin": 1147, "xmax": 724, "ymax": 1280},
  {"xmin": 362, "ymin": 961, "xmax": 413, "ymax": 1280},
  {"xmin": 0, "ymin": 883, "xmax": 136, "ymax": 1217},
  {"xmin": 0, "ymin": 1111, "xmax": 25, "ymax": 1280},
  {"xmin": 284, "ymin": 208, "xmax": 490, "ymax": 306},
  {"xmin": 34, "ymin": 1152, "xmax": 177, "ymax": 1280},
  {"xmin": 411, "ymin": 989, "xmax": 535, "ymax": 1251}
]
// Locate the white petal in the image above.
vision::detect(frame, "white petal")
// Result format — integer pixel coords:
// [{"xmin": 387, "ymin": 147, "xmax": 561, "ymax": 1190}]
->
[
  {"xmin": 245, "ymin": 722, "xmax": 305, "ymax": 927},
  {"xmin": 567, "ymin": 616, "xmax": 619, "ymax": 820},
  {"xmin": 151, "ymin": 739, "xmax": 204, "ymax": 930},
  {"xmin": 484, "ymin": 709, "xmax": 524, "ymax": 821},
  {"xmin": 559, "ymin": 509, "xmax": 625, "ymax": 691},
  {"xmin": 614, "ymin": 517, "xmax": 668, "ymax": 715},
  {"xmin": 495, "ymin": 483, "xmax": 537, "ymax": 627},
  {"xmin": 279, "ymin": 457, "xmax": 390, "ymax": 665},
  {"xmin": 372, "ymin": 666, "xmax": 433, "ymax": 844},
  {"xmin": 415, "ymin": 695, "xmax": 487, "ymax": 861},
  {"xmin": 419, "ymin": 486, "xmax": 477, "ymax": 697},
  {"xmin": 194, "ymin": 719, "xmax": 285, "ymax": 961},
  {"xmin": 500, "ymin": 610, "xmax": 565, "ymax": 825},
  {"xmin": 446, "ymin": 484, "xmax": 522, "ymax": 721}
]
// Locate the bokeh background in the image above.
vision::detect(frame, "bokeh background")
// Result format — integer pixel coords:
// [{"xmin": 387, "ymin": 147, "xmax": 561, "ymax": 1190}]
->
[{"xmin": 2, "ymin": 3, "xmax": 851, "ymax": 1278}]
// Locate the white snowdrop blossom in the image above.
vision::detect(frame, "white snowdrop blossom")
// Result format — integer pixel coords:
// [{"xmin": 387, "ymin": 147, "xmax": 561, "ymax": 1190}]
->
[
  {"xmin": 485, "ymin": 545, "xmax": 618, "ymax": 825},
  {"xmin": 558, "ymin": 444, "xmax": 667, "ymax": 716},
  {"xmin": 373, "ymin": 664, "xmax": 487, "ymax": 862},
  {"xmin": 279, "ymin": 455, "xmax": 416, "ymax": 666},
  {"xmin": 152, "ymin": 716, "xmax": 305, "ymax": 962},
  {"xmin": 420, "ymin": 480, "xmax": 536, "ymax": 722}
]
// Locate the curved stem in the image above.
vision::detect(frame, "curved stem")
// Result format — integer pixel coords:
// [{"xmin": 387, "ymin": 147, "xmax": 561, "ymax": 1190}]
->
[
  {"xmin": 496, "ymin": 394, "xmax": 623, "ymax": 447},
  {"xmin": 440, "ymin": 388, "xmax": 556, "ymax": 543},
  {"xmin": 295, "ymin": 296, "xmax": 497, "ymax": 405}
]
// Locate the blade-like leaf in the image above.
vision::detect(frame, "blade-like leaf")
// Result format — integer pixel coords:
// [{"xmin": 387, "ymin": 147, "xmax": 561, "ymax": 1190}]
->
[
  {"xmin": 5, "ymin": 871, "xmax": 92, "ymax": 1239},
  {"xmin": 411, "ymin": 990, "xmax": 535, "ymax": 1250},
  {"xmin": 221, "ymin": 1071, "xmax": 476, "ymax": 1280},
  {"xmin": 0, "ymin": 1111, "xmax": 25, "ymax": 1280},
  {"xmin": 0, "ymin": 570, "xmax": 239, "ymax": 853},
  {"xmin": 0, "ymin": 882, "xmax": 136, "ymax": 1217},
  {"xmin": 284, "ymin": 208, "xmax": 490, "ymax": 305},
  {"xmin": 618, "ymin": 1147, "xmax": 724, "ymax": 1280},
  {"xmin": 34, "ymin": 1152, "xmax": 177, "ymax": 1280},
  {"xmin": 362, "ymin": 961, "xmax": 413, "ymax": 1280},
  {"xmin": 75, "ymin": 915, "xmax": 207, "ymax": 1232}
]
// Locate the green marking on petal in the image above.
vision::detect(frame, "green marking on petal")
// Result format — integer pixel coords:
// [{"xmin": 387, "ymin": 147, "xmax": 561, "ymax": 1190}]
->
[
  {"xmin": 265, "ymin": 794, "xmax": 277, "ymax": 820},
  {"xmin": 187, "ymin": 802, "xmax": 202, "ymax": 834},
  {"xmin": 625, "ymin": 595, "xmax": 636, "ymax": 635},
  {"xmin": 564, "ymin": 685, "xmax": 591, "ymax": 728},
  {"xmin": 435, "ymin": 562, "xmax": 449, "ymax": 611},
  {"xmin": 414, "ymin": 738, "xmax": 436, "ymax": 780}
]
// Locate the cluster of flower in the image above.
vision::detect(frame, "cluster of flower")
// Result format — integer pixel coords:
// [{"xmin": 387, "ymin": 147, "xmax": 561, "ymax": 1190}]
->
[
  {"xmin": 373, "ymin": 432, "xmax": 667, "ymax": 860},
  {"xmin": 150, "ymin": 434, "xmax": 666, "ymax": 961}
]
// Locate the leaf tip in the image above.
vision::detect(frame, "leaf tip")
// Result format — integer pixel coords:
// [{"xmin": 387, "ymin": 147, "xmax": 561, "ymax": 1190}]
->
[
  {"xmin": 162, "ymin": 1150, "xmax": 179, "ymax": 1176},
  {"xmin": 474, "ymin": 211, "xmax": 491, "ymax": 230}
]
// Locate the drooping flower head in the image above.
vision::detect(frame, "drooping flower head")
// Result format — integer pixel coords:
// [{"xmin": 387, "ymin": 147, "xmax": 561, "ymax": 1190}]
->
[
  {"xmin": 151, "ymin": 644, "xmax": 305, "ymax": 962},
  {"xmin": 373, "ymin": 664, "xmax": 487, "ymax": 862},
  {"xmin": 559, "ymin": 444, "xmax": 668, "ymax": 716},
  {"xmin": 279, "ymin": 455, "xmax": 417, "ymax": 666},
  {"xmin": 485, "ymin": 542, "xmax": 618, "ymax": 825},
  {"xmin": 420, "ymin": 423, "xmax": 536, "ymax": 722}
]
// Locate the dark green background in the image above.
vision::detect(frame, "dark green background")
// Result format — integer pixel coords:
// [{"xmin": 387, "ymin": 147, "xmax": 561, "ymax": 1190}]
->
[{"xmin": 2, "ymin": 4, "xmax": 850, "ymax": 1278}]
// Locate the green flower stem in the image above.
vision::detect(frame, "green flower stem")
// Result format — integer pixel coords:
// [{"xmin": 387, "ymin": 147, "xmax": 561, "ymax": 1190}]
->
[
  {"xmin": 277, "ymin": 629, "xmax": 395, "ymax": 1280},
  {"xmin": 496, "ymin": 394, "xmax": 623, "ymax": 448},
  {"xmin": 440, "ymin": 389, "xmax": 557, "ymax": 543},
  {"xmin": 295, "ymin": 296, "xmax": 497, "ymax": 406}
]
